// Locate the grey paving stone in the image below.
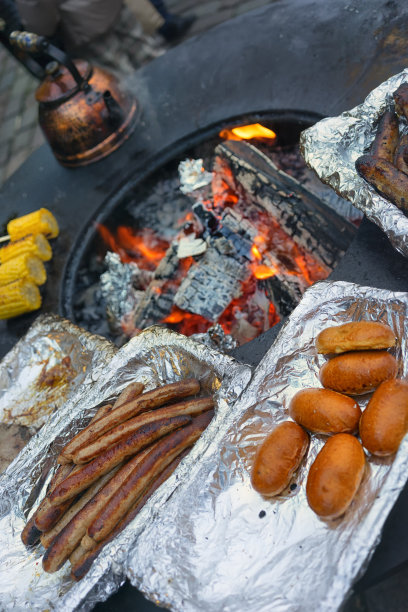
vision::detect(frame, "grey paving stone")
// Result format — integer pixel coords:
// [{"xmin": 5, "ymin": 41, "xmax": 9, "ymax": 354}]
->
[
  {"xmin": 11, "ymin": 128, "xmax": 32, "ymax": 156},
  {"xmin": 0, "ymin": 115, "xmax": 18, "ymax": 143}
]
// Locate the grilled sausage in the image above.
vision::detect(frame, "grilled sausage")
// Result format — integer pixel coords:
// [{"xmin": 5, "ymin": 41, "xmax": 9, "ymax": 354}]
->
[
  {"xmin": 316, "ymin": 321, "xmax": 395, "ymax": 354},
  {"xmin": 49, "ymin": 415, "xmax": 192, "ymax": 506},
  {"xmin": 359, "ymin": 378, "xmax": 408, "ymax": 456},
  {"xmin": 355, "ymin": 154, "xmax": 408, "ymax": 213},
  {"xmin": 112, "ymin": 381, "xmax": 144, "ymax": 409},
  {"xmin": 289, "ymin": 388, "xmax": 361, "ymax": 435},
  {"xmin": 320, "ymin": 350, "xmax": 398, "ymax": 395},
  {"xmin": 33, "ymin": 463, "xmax": 77, "ymax": 532},
  {"xmin": 393, "ymin": 83, "xmax": 408, "ymax": 120},
  {"xmin": 40, "ymin": 462, "xmax": 124, "ymax": 549},
  {"xmin": 85, "ymin": 411, "xmax": 213, "ymax": 547},
  {"xmin": 73, "ymin": 397, "xmax": 214, "ymax": 464},
  {"xmin": 58, "ymin": 379, "xmax": 200, "ymax": 464},
  {"xmin": 21, "ymin": 514, "xmax": 42, "ymax": 547},
  {"xmin": 394, "ymin": 134, "xmax": 408, "ymax": 176},
  {"xmin": 42, "ymin": 459, "xmax": 138, "ymax": 574},
  {"xmin": 71, "ymin": 449, "xmax": 190, "ymax": 581},
  {"xmin": 369, "ymin": 110, "xmax": 399, "ymax": 162},
  {"xmin": 306, "ymin": 434, "xmax": 365, "ymax": 519},
  {"xmin": 21, "ymin": 405, "xmax": 113, "ymax": 542}
]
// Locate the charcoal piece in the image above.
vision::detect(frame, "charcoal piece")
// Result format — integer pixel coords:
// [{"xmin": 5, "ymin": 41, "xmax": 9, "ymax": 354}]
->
[
  {"xmin": 216, "ymin": 140, "xmax": 357, "ymax": 269},
  {"xmin": 192, "ymin": 202, "xmax": 219, "ymax": 235},
  {"xmin": 264, "ymin": 275, "xmax": 302, "ymax": 318},
  {"xmin": 132, "ymin": 243, "xmax": 180, "ymax": 328},
  {"xmin": 218, "ymin": 207, "xmax": 257, "ymax": 258},
  {"xmin": 174, "ymin": 238, "xmax": 250, "ymax": 322}
]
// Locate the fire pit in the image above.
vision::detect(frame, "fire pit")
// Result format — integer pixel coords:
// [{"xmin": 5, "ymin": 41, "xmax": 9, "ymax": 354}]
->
[{"xmin": 63, "ymin": 116, "xmax": 357, "ymax": 347}]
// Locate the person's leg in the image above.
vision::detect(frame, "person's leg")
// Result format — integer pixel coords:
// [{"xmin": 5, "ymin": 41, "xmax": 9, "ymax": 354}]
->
[{"xmin": 150, "ymin": 0, "xmax": 196, "ymax": 42}]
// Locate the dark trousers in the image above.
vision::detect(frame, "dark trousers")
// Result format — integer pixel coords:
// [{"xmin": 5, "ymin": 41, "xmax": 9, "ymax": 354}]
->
[{"xmin": 149, "ymin": 0, "xmax": 170, "ymax": 19}]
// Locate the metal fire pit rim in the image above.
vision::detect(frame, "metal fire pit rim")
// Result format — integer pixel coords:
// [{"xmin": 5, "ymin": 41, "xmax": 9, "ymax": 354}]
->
[{"xmin": 59, "ymin": 107, "xmax": 324, "ymax": 324}]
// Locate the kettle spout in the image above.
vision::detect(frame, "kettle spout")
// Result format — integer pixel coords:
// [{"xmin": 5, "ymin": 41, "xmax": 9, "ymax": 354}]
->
[{"xmin": 103, "ymin": 90, "xmax": 125, "ymax": 127}]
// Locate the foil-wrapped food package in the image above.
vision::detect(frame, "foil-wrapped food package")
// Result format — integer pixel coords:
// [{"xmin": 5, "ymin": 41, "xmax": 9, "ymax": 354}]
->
[
  {"xmin": 0, "ymin": 314, "xmax": 116, "ymax": 471},
  {"xmin": 300, "ymin": 68, "xmax": 408, "ymax": 257},
  {"xmin": 0, "ymin": 325, "xmax": 251, "ymax": 611},
  {"xmin": 127, "ymin": 281, "xmax": 408, "ymax": 611}
]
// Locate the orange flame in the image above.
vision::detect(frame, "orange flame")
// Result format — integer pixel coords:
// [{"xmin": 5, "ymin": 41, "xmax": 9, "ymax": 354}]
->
[
  {"xmin": 219, "ymin": 123, "xmax": 277, "ymax": 141},
  {"xmin": 252, "ymin": 264, "xmax": 279, "ymax": 280}
]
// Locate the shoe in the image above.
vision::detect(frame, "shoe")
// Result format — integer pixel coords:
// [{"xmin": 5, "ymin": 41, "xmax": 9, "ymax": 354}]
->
[{"xmin": 158, "ymin": 14, "xmax": 196, "ymax": 42}]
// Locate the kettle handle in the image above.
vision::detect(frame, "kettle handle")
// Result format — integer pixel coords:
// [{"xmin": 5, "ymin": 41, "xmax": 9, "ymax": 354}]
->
[{"xmin": 10, "ymin": 31, "xmax": 89, "ymax": 91}]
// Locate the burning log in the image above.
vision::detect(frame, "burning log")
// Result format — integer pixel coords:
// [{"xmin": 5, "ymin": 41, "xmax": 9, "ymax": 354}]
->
[{"xmin": 215, "ymin": 140, "xmax": 356, "ymax": 269}]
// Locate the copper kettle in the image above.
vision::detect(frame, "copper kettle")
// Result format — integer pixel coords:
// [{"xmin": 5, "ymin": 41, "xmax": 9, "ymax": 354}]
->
[{"xmin": 10, "ymin": 31, "xmax": 138, "ymax": 167}]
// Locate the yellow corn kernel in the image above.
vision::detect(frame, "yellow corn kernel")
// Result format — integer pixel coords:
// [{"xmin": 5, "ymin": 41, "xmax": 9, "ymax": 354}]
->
[
  {"xmin": 0, "ymin": 234, "xmax": 52, "ymax": 264},
  {"xmin": 0, "ymin": 254, "xmax": 47, "ymax": 286},
  {"xmin": 0, "ymin": 279, "xmax": 41, "ymax": 319},
  {"xmin": 7, "ymin": 208, "xmax": 59, "ymax": 240}
]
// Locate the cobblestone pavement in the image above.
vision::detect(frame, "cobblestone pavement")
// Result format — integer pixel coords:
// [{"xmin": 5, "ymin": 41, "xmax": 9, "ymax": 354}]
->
[{"xmin": 0, "ymin": 0, "xmax": 273, "ymax": 188}]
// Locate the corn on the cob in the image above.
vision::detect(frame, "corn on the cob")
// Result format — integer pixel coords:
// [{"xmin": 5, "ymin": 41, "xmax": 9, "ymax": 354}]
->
[
  {"xmin": 0, "ymin": 279, "xmax": 41, "ymax": 319},
  {"xmin": 0, "ymin": 254, "xmax": 47, "ymax": 286},
  {"xmin": 0, "ymin": 234, "xmax": 52, "ymax": 264},
  {"xmin": 7, "ymin": 208, "xmax": 59, "ymax": 241}
]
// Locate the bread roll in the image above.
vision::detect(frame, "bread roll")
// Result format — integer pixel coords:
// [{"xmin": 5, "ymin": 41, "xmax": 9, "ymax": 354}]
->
[
  {"xmin": 316, "ymin": 321, "xmax": 395, "ymax": 354},
  {"xmin": 306, "ymin": 434, "xmax": 365, "ymax": 519},
  {"xmin": 359, "ymin": 379, "xmax": 408, "ymax": 456},
  {"xmin": 289, "ymin": 388, "xmax": 361, "ymax": 435},
  {"xmin": 319, "ymin": 350, "xmax": 397, "ymax": 395},
  {"xmin": 251, "ymin": 421, "xmax": 309, "ymax": 497}
]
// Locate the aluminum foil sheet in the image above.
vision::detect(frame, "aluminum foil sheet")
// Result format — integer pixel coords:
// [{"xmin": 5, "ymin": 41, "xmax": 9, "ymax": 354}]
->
[
  {"xmin": 0, "ymin": 325, "xmax": 251, "ymax": 611},
  {"xmin": 300, "ymin": 68, "xmax": 408, "ymax": 257},
  {"xmin": 0, "ymin": 313, "xmax": 116, "ymax": 431},
  {"xmin": 128, "ymin": 281, "xmax": 408, "ymax": 612}
]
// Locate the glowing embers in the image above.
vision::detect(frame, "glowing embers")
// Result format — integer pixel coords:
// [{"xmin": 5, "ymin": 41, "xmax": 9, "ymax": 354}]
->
[{"xmin": 96, "ymin": 143, "xmax": 332, "ymax": 345}]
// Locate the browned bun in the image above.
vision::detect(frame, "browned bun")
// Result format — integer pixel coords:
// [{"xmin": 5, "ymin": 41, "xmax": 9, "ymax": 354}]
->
[
  {"xmin": 251, "ymin": 421, "xmax": 309, "ymax": 497},
  {"xmin": 316, "ymin": 321, "xmax": 395, "ymax": 354},
  {"xmin": 289, "ymin": 388, "xmax": 361, "ymax": 435},
  {"xmin": 319, "ymin": 350, "xmax": 398, "ymax": 395},
  {"xmin": 306, "ymin": 434, "xmax": 365, "ymax": 519},
  {"xmin": 359, "ymin": 378, "xmax": 408, "ymax": 456}
]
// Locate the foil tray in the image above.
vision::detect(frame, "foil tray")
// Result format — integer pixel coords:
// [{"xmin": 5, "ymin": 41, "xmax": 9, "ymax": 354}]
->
[
  {"xmin": 0, "ymin": 314, "xmax": 116, "ymax": 471},
  {"xmin": 0, "ymin": 324, "xmax": 251, "ymax": 611},
  {"xmin": 300, "ymin": 68, "xmax": 408, "ymax": 258},
  {"xmin": 127, "ymin": 281, "xmax": 408, "ymax": 612}
]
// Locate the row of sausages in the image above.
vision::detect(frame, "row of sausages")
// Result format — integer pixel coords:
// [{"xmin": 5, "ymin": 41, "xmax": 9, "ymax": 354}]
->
[
  {"xmin": 21, "ymin": 379, "xmax": 214, "ymax": 580},
  {"xmin": 251, "ymin": 321, "xmax": 408, "ymax": 519}
]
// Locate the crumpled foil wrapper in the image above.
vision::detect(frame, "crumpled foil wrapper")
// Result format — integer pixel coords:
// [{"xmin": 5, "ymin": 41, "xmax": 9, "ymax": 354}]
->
[
  {"xmin": 191, "ymin": 323, "xmax": 238, "ymax": 352},
  {"xmin": 179, "ymin": 159, "xmax": 213, "ymax": 194},
  {"xmin": 100, "ymin": 252, "xmax": 150, "ymax": 327},
  {"xmin": 300, "ymin": 68, "xmax": 408, "ymax": 257},
  {"xmin": 0, "ymin": 313, "xmax": 116, "ymax": 430},
  {"xmin": 0, "ymin": 325, "xmax": 251, "ymax": 611},
  {"xmin": 128, "ymin": 281, "xmax": 408, "ymax": 612}
]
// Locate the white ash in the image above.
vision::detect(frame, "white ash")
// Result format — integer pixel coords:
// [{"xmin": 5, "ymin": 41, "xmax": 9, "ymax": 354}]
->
[{"xmin": 178, "ymin": 158, "xmax": 213, "ymax": 194}]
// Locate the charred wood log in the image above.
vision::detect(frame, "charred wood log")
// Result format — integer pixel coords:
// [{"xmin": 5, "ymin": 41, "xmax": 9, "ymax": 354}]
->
[
  {"xmin": 215, "ymin": 140, "xmax": 356, "ymax": 269},
  {"xmin": 174, "ymin": 237, "xmax": 249, "ymax": 322}
]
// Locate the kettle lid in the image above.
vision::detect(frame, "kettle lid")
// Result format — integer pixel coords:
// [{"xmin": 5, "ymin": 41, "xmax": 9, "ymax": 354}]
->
[{"xmin": 35, "ymin": 60, "xmax": 92, "ymax": 104}]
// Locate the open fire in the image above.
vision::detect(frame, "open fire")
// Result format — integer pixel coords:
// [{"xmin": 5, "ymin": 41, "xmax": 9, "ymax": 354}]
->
[{"xmin": 93, "ymin": 123, "xmax": 346, "ymax": 346}]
